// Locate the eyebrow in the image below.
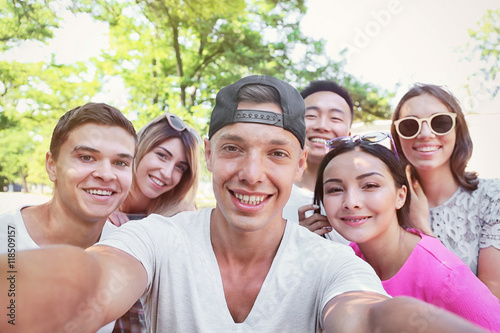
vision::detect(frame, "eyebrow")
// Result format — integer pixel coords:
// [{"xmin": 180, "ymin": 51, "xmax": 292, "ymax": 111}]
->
[
  {"xmin": 218, "ymin": 133, "xmax": 244, "ymax": 142},
  {"xmin": 306, "ymin": 106, "xmax": 346, "ymax": 115},
  {"xmin": 73, "ymin": 145, "xmax": 134, "ymax": 161},
  {"xmin": 157, "ymin": 147, "xmax": 189, "ymax": 166},
  {"xmin": 219, "ymin": 133, "xmax": 293, "ymax": 147},
  {"xmin": 323, "ymin": 172, "xmax": 383, "ymax": 185},
  {"xmin": 157, "ymin": 146, "xmax": 173, "ymax": 158}
]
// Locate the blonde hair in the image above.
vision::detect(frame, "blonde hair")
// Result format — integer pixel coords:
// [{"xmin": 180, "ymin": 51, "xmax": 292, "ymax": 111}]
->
[{"xmin": 131, "ymin": 115, "xmax": 200, "ymax": 216}]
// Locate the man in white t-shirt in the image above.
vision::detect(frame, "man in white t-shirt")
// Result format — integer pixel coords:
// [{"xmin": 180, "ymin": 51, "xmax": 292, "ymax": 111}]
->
[
  {"xmin": 0, "ymin": 76, "xmax": 486, "ymax": 333},
  {"xmin": 0, "ymin": 102, "xmax": 136, "ymax": 332},
  {"xmin": 282, "ymin": 80, "xmax": 352, "ymax": 241}
]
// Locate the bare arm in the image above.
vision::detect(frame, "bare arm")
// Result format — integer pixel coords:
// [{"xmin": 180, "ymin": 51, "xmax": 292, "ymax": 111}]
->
[
  {"xmin": 1, "ymin": 245, "xmax": 147, "ymax": 333},
  {"xmin": 322, "ymin": 292, "xmax": 488, "ymax": 333},
  {"xmin": 478, "ymin": 246, "xmax": 500, "ymax": 300}
]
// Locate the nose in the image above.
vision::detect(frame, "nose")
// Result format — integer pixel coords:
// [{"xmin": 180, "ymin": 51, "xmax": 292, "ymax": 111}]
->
[
  {"xmin": 160, "ymin": 162, "xmax": 175, "ymax": 181},
  {"xmin": 342, "ymin": 189, "xmax": 361, "ymax": 210},
  {"xmin": 238, "ymin": 152, "xmax": 265, "ymax": 185},
  {"xmin": 417, "ymin": 120, "xmax": 434, "ymax": 139},
  {"xmin": 313, "ymin": 115, "xmax": 329, "ymax": 131},
  {"xmin": 93, "ymin": 160, "xmax": 117, "ymax": 182}
]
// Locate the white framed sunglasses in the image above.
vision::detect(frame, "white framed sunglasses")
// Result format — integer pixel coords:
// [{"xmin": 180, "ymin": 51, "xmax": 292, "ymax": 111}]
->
[
  {"xmin": 394, "ymin": 112, "xmax": 457, "ymax": 140},
  {"xmin": 164, "ymin": 112, "xmax": 202, "ymax": 144},
  {"xmin": 326, "ymin": 132, "xmax": 399, "ymax": 161},
  {"xmin": 143, "ymin": 112, "xmax": 202, "ymax": 144}
]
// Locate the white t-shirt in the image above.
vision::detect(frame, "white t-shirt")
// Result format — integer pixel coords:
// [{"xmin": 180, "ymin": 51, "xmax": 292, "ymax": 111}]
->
[
  {"xmin": 282, "ymin": 183, "xmax": 315, "ymax": 222},
  {"xmin": 99, "ymin": 208, "xmax": 387, "ymax": 332},
  {"xmin": 0, "ymin": 206, "xmax": 118, "ymax": 333},
  {"xmin": 0, "ymin": 206, "xmax": 117, "ymax": 252},
  {"xmin": 283, "ymin": 184, "xmax": 349, "ymax": 244}
]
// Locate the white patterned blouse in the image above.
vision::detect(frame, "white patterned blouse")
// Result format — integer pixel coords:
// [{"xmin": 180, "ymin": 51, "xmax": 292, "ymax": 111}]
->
[{"xmin": 429, "ymin": 178, "xmax": 500, "ymax": 274}]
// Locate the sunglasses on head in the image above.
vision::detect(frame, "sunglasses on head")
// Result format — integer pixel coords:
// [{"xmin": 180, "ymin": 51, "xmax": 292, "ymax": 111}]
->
[
  {"xmin": 164, "ymin": 112, "xmax": 202, "ymax": 144},
  {"xmin": 325, "ymin": 132, "xmax": 399, "ymax": 161},
  {"xmin": 394, "ymin": 112, "xmax": 457, "ymax": 140}
]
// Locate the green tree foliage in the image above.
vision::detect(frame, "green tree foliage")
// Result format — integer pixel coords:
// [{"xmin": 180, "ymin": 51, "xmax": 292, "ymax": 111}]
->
[
  {"xmin": 0, "ymin": 0, "xmax": 59, "ymax": 51},
  {"xmin": 1, "ymin": 0, "xmax": 394, "ymax": 189},
  {"xmin": 0, "ymin": 59, "xmax": 100, "ymax": 190},
  {"xmin": 296, "ymin": 58, "xmax": 394, "ymax": 122},
  {"xmin": 0, "ymin": 0, "xmax": 100, "ymax": 190},
  {"xmin": 465, "ymin": 9, "xmax": 500, "ymax": 100},
  {"xmin": 71, "ymin": 0, "xmax": 392, "ymax": 130}
]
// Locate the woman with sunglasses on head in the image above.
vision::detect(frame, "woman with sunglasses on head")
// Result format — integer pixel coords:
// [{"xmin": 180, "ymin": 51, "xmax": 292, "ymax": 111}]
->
[
  {"xmin": 109, "ymin": 112, "xmax": 201, "ymax": 227},
  {"xmin": 391, "ymin": 84, "xmax": 500, "ymax": 300},
  {"xmin": 314, "ymin": 134, "xmax": 500, "ymax": 330}
]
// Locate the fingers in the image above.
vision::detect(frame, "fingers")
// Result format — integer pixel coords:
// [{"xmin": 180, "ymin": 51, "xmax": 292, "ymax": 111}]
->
[
  {"xmin": 405, "ymin": 164, "xmax": 425, "ymax": 199},
  {"xmin": 315, "ymin": 225, "xmax": 333, "ymax": 236},
  {"xmin": 405, "ymin": 164, "xmax": 412, "ymax": 183},
  {"xmin": 116, "ymin": 213, "xmax": 131, "ymax": 226},
  {"xmin": 109, "ymin": 212, "xmax": 130, "ymax": 227},
  {"xmin": 298, "ymin": 204, "xmax": 320, "ymax": 221},
  {"xmin": 411, "ymin": 176, "xmax": 424, "ymax": 198},
  {"xmin": 297, "ymin": 203, "xmax": 333, "ymax": 235},
  {"xmin": 108, "ymin": 212, "xmax": 120, "ymax": 227},
  {"xmin": 404, "ymin": 165, "xmax": 432, "ymax": 235},
  {"xmin": 405, "ymin": 165, "xmax": 415, "ymax": 193},
  {"xmin": 299, "ymin": 214, "xmax": 332, "ymax": 234}
]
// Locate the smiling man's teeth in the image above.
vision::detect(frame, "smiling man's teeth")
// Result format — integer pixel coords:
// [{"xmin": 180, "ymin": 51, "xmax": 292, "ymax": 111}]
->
[
  {"xmin": 150, "ymin": 176, "xmax": 165, "ymax": 186},
  {"xmin": 310, "ymin": 138, "xmax": 327, "ymax": 143},
  {"xmin": 416, "ymin": 146, "xmax": 439, "ymax": 152},
  {"xmin": 86, "ymin": 189, "xmax": 112, "ymax": 196},
  {"xmin": 234, "ymin": 193, "xmax": 265, "ymax": 205}
]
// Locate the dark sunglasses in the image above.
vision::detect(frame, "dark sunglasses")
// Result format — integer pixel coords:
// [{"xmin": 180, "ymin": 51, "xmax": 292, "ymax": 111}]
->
[
  {"xmin": 326, "ymin": 132, "xmax": 399, "ymax": 161},
  {"xmin": 394, "ymin": 113, "xmax": 457, "ymax": 140},
  {"xmin": 164, "ymin": 112, "xmax": 202, "ymax": 144}
]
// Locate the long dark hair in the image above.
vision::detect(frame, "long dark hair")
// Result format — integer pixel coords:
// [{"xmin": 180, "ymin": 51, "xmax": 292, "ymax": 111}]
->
[
  {"xmin": 390, "ymin": 84, "xmax": 478, "ymax": 191},
  {"xmin": 314, "ymin": 142, "xmax": 412, "ymax": 228}
]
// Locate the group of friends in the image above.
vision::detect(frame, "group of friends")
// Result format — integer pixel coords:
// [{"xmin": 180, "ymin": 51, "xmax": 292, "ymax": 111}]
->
[{"xmin": 0, "ymin": 75, "xmax": 499, "ymax": 332}]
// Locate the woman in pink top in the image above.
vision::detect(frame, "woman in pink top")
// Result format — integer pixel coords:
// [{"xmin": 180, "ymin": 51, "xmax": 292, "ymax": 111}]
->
[{"xmin": 313, "ymin": 132, "xmax": 500, "ymax": 331}]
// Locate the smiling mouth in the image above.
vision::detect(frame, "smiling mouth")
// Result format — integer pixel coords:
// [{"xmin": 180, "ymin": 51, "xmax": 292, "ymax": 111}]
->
[
  {"xmin": 341, "ymin": 217, "xmax": 369, "ymax": 223},
  {"xmin": 150, "ymin": 175, "xmax": 165, "ymax": 187},
  {"xmin": 233, "ymin": 192, "xmax": 266, "ymax": 205},
  {"xmin": 85, "ymin": 189, "xmax": 113, "ymax": 196},
  {"xmin": 309, "ymin": 138, "xmax": 328, "ymax": 144},
  {"xmin": 414, "ymin": 146, "xmax": 440, "ymax": 152}
]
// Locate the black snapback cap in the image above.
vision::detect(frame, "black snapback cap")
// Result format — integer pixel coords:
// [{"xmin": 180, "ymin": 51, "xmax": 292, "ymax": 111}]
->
[{"xmin": 208, "ymin": 75, "xmax": 306, "ymax": 148}]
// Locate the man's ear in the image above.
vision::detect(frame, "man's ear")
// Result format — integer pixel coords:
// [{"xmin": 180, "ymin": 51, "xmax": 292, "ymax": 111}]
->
[
  {"xmin": 45, "ymin": 151, "xmax": 57, "ymax": 183},
  {"xmin": 294, "ymin": 146, "xmax": 308, "ymax": 181},
  {"xmin": 204, "ymin": 138, "xmax": 213, "ymax": 172}
]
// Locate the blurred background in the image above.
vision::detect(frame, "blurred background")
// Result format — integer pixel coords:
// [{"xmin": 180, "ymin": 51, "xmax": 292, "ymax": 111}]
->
[{"xmin": 0, "ymin": 0, "xmax": 499, "ymax": 211}]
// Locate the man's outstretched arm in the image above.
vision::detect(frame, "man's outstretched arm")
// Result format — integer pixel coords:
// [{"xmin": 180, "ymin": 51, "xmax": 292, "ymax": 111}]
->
[
  {"xmin": 1, "ymin": 244, "xmax": 147, "ymax": 333},
  {"xmin": 323, "ymin": 291, "xmax": 487, "ymax": 333}
]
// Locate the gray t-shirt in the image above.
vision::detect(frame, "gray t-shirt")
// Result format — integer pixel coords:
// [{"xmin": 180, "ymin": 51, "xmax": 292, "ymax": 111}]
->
[{"xmin": 99, "ymin": 208, "xmax": 387, "ymax": 332}]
